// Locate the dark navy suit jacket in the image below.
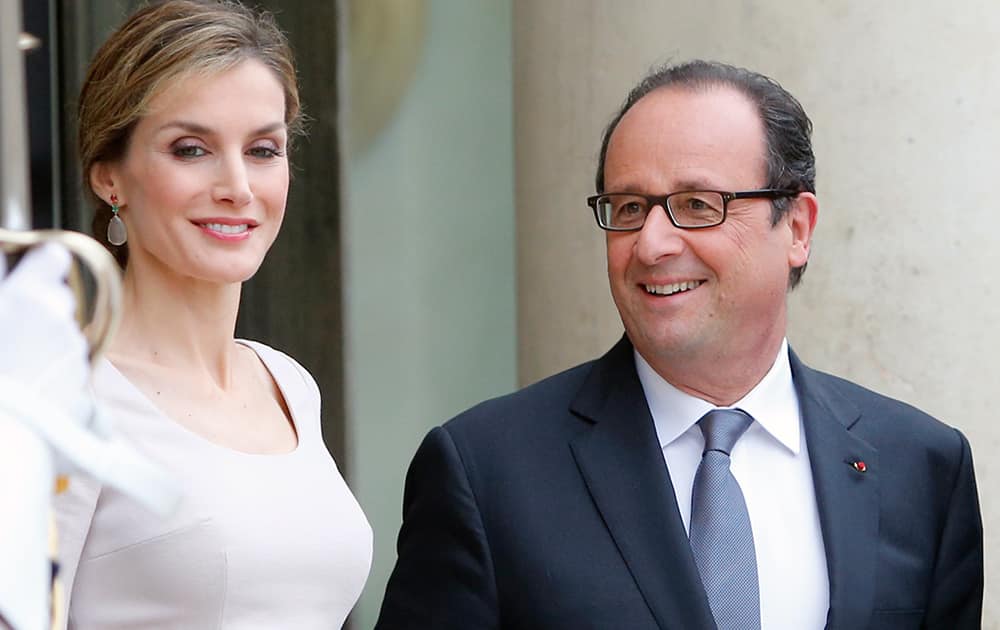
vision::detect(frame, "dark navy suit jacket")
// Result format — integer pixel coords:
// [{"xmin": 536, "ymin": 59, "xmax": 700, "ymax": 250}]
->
[{"xmin": 376, "ymin": 337, "xmax": 983, "ymax": 629}]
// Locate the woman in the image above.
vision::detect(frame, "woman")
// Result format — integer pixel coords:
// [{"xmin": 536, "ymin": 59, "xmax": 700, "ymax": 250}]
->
[{"xmin": 55, "ymin": 2, "xmax": 372, "ymax": 628}]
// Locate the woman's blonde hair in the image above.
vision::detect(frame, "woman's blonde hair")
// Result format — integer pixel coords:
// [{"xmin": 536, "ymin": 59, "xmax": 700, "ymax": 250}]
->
[{"xmin": 78, "ymin": 0, "xmax": 303, "ymax": 266}]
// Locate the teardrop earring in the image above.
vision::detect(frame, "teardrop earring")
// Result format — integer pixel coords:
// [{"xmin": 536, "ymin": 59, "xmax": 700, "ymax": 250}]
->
[{"xmin": 107, "ymin": 194, "xmax": 127, "ymax": 246}]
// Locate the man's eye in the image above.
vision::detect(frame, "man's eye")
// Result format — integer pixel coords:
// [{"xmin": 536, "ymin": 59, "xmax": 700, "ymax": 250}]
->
[
  {"xmin": 173, "ymin": 145, "xmax": 206, "ymax": 158},
  {"xmin": 613, "ymin": 197, "xmax": 647, "ymax": 214},
  {"xmin": 683, "ymin": 196, "xmax": 719, "ymax": 212}
]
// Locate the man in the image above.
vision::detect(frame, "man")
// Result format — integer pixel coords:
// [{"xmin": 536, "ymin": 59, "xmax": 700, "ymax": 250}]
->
[{"xmin": 375, "ymin": 60, "xmax": 983, "ymax": 629}]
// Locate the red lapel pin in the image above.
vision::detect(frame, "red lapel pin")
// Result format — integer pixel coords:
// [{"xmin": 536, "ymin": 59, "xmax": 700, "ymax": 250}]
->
[{"xmin": 851, "ymin": 460, "xmax": 867, "ymax": 473}]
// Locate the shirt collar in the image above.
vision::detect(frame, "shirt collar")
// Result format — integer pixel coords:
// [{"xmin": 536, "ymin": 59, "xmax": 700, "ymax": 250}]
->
[{"xmin": 635, "ymin": 339, "xmax": 801, "ymax": 455}]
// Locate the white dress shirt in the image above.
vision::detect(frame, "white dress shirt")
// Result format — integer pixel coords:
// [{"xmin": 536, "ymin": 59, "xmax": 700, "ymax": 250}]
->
[{"xmin": 636, "ymin": 339, "xmax": 829, "ymax": 629}]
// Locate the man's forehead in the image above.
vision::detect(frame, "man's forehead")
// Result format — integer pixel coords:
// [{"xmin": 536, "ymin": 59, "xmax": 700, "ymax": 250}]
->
[
  {"xmin": 608, "ymin": 84, "xmax": 764, "ymax": 152},
  {"xmin": 618, "ymin": 83, "xmax": 761, "ymax": 136},
  {"xmin": 605, "ymin": 84, "xmax": 767, "ymax": 178}
]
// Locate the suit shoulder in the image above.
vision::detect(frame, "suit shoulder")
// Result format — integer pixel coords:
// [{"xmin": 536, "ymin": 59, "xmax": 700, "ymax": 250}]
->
[
  {"xmin": 801, "ymin": 364, "xmax": 965, "ymax": 452},
  {"xmin": 442, "ymin": 358, "xmax": 596, "ymax": 437},
  {"xmin": 805, "ymin": 366, "xmax": 931, "ymax": 417}
]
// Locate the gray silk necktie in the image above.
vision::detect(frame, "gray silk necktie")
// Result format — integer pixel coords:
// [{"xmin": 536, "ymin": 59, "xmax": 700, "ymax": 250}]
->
[{"xmin": 689, "ymin": 408, "xmax": 761, "ymax": 630}]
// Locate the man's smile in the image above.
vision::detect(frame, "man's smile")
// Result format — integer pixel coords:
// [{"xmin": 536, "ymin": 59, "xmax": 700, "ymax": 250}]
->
[{"xmin": 643, "ymin": 280, "xmax": 704, "ymax": 296}]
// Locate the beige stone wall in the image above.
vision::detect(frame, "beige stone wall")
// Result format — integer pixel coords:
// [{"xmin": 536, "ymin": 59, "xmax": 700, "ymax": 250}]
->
[
  {"xmin": 514, "ymin": 0, "xmax": 999, "ymax": 623},
  {"xmin": 345, "ymin": 2, "xmax": 515, "ymax": 626}
]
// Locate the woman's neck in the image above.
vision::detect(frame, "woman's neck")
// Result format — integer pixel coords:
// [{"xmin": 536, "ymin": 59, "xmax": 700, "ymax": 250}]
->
[{"xmin": 108, "ymin": 259, "xmax": 243, "ymax": 389}]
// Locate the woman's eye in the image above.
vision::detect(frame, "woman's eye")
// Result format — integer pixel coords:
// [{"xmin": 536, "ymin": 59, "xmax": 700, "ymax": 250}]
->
[
  {"xmin": 248, "ymin": 145, "xmax": 284, "ymax": 159},
  {"xmin": 173, "ymin": 145, "xmax": 206, "ymax": 158}
]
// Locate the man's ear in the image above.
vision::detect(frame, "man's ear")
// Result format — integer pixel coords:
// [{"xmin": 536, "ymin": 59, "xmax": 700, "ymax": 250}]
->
[
  {"xmin": 786, "ymin": 192, "xmax": 818, "ymax": 269},
  {"xmin": 89, "ymin": 161, "xmax": 123, "ymax": 206}
]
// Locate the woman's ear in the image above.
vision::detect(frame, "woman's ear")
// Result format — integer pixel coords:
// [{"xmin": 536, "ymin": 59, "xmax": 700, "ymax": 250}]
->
[{"xmin": 89, "ymin": 161, "xmax": 123, "ymax": 206}]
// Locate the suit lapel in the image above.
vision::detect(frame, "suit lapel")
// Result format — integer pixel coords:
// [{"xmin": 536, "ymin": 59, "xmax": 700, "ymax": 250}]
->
[
  {"xmin": 791, "ymin": 352, "xmax": 879, "ymax": 630},
  {"xmin": 569, "ymin": 337, "xmax": 715, "ymax": 630}
]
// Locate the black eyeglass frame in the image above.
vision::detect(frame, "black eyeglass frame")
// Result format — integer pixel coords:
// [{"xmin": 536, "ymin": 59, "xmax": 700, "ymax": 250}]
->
[{"xmin": 586, "ymin": 188, "xmax": 800, "ymax": 231}]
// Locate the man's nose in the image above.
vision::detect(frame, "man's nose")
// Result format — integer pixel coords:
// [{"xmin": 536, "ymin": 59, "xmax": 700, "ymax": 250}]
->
[
  {"xmin": 212, "ymin": 154, "xmax": 253, "ymax": 207},
  {"xmin": 634, "ymin": 203, "xmax": 685, "ymax": 265}
]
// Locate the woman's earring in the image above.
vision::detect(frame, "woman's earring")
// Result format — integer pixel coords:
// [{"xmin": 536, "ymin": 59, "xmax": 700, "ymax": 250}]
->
[{"xmin": 107, "ymin": 194, "xmax": 127, "ymax": 246}]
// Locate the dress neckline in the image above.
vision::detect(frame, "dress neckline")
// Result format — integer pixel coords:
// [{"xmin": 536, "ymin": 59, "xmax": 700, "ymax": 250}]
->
[{"xmin": 98, "ymin": 339, "xmax": 302, "ymax": 458}]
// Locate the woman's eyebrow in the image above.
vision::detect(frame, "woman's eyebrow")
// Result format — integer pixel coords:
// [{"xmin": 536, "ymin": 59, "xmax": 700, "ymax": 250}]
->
[
  {"xmin": 155, "ymin": 120, "xmax": 213, "ymax": 135},
  {"xmin": 154, "ymin": 120, "xmax": 286, "ymax": 137}
]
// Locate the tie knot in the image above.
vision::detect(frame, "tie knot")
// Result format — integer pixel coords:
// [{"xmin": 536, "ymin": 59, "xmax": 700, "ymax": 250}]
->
[{"xmin": 698, "ymin": 408, "xmax": 753, "ymax": 455}]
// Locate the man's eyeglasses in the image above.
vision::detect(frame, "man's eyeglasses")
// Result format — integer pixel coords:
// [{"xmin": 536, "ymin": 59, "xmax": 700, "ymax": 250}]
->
[{"xmin": 586, "ymin": 189, "xmax": 799, "ymax": 231}]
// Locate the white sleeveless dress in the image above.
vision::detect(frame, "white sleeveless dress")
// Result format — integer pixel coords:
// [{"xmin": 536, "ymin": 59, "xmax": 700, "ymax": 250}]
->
[{"xmin": 55, "ymin": 341, "xmax": 372, "ymax": 629}]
